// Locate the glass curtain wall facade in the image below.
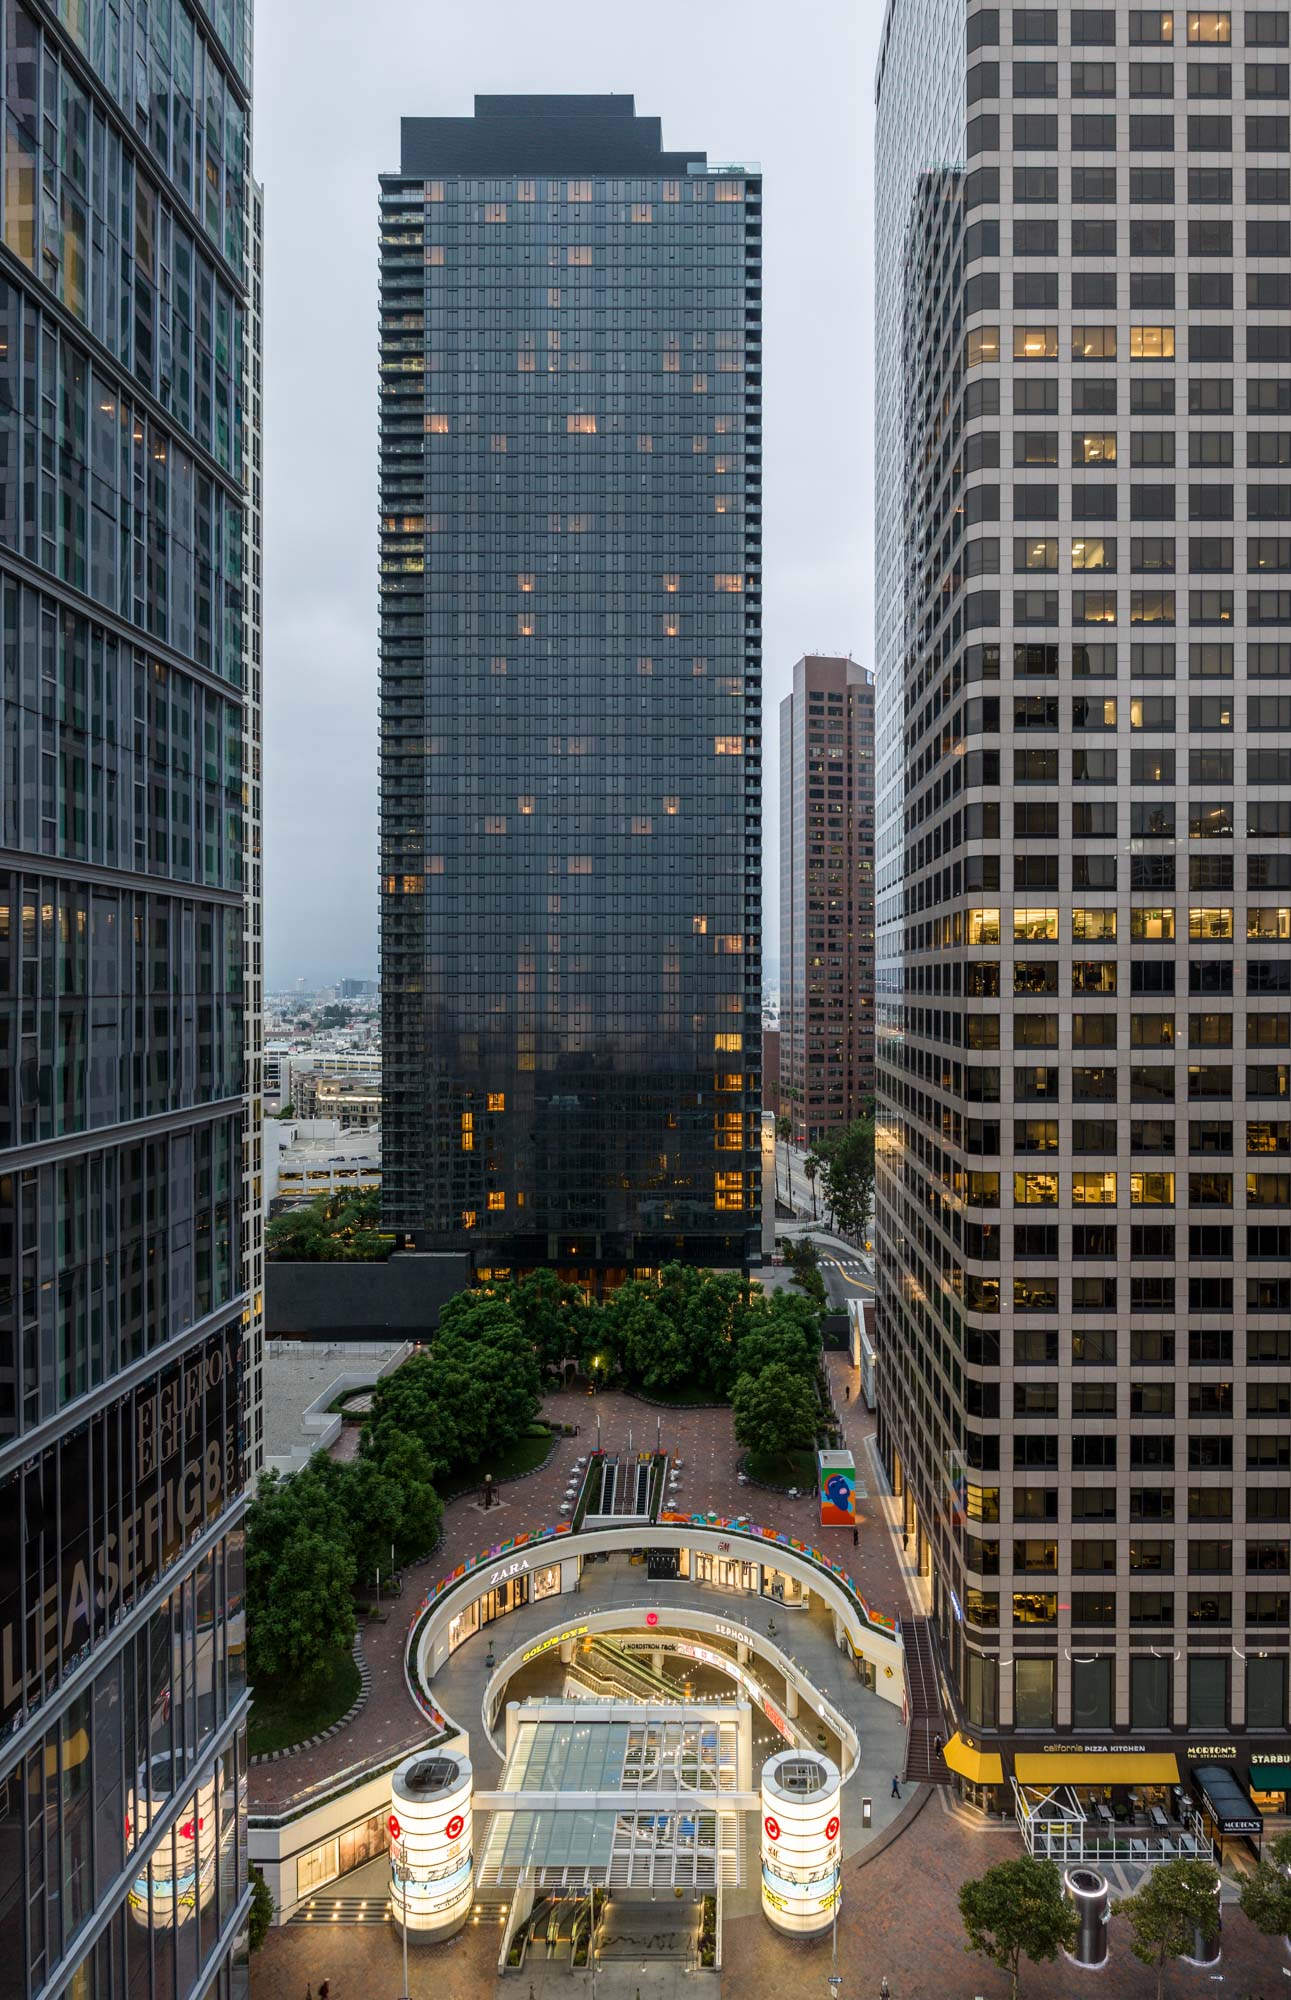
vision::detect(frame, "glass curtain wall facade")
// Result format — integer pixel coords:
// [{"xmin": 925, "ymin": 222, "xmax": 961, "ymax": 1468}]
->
[
  {"xmin": 875, "ymin": 1, "xmax": 1291, "ymax": 1755},
  {"xmin": 0, "ymin": 3, "xmax": 254, "ymax": 1995},
  {"xmin": 379, "ymin": 96, "xmax": 763, "ymax": 1281},
  {"xmin": 779, "ymin": 655, "xmax": 876, "ymax": 1147}
]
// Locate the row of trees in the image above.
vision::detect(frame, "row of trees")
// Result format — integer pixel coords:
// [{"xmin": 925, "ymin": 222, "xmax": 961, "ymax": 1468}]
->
[
  {"xmin": 247, "ymin": 1290, "xmax": 544, "ymax": 1688},
  {"xmin": 265, "ymin": 1186, "xmax": 392, "ymax": 1262},
  {"xmin": 960, "ymin": 1842, "xmax": 1291, "ymax": 2000}
]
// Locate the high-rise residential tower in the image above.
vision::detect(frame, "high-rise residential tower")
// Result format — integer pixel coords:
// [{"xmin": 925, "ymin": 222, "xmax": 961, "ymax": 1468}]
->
[
  {"xmin": 779, "ymin": 655, "xmax": 876, "ymax": 1148},
  {"xmin": 875, "ymin": 2, "xmax": 1291, "ymax": 1793},
  {"xmin": 0, "ymin": 4, "xmax": 255, "ymax": 1994},
  {"xmin": 379, "ymin": 96, "xmax": 763, "ymax": 1283}
]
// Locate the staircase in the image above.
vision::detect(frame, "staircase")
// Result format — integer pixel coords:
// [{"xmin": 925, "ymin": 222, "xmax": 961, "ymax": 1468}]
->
[
  {"xmin": 290, "ymin": 1895, "xmax": 390, "ymax": 1926},
  {"xmin": 901, "ymin": 1618, "xmax": 949, "ymax": 1785}
]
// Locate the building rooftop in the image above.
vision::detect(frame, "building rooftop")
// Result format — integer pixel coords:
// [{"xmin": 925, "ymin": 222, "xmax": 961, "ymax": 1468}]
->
[{"xmin": 399, "ymin": 94, "xmax": 707, "ymax": 176}]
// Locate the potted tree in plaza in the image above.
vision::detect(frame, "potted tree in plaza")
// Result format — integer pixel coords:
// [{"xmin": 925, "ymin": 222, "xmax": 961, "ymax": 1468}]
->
[
  {"xmin": 958, "ymin": 1856, "xmax": 1077, "ymax": 1999},
  {"xmin": 1114, "ymin": 1857, "xmax": 1222, "ymax": 2000},
  {"xmin": 1238, "ymin": 1829, "xmax": 1291, "ymax": 1952}
]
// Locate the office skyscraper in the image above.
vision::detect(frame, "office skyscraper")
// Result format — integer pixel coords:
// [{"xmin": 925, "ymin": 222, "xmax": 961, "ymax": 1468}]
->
[
  {"xmin": 779, "ymin": 655, "xmax": 876, "ymax": 1148},
  {"xmin": 875, "ymin": 2, "xmax": 1291, "ymax": 1787},
  {"xmin": 0, "ymin": 4, "xmax": 255, "ymax": 1994},
  {"xmin": 379, "ymin": 96, "xmax": 763, "ymax": 1282}
]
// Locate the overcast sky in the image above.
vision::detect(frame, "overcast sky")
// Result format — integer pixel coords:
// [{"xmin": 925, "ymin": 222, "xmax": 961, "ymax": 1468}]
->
[{"xmin": 257, "ymin": 0, "xmax": 883, "ymax": 991}]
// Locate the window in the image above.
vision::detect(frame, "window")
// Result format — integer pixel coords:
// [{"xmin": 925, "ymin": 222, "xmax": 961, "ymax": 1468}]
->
[
  {"xmin": 1188, "ymin": 10, "xmax": 1232, "ymax": 39},
  {"xmin": 1072, "ymin": 326, "xmax": 1116, "ymax": 360},
  {"xmin": 1131, "ymin": 326, "xmax": 1175, "ymax": 359},
  {"xmin": 1015, "ymin": 327, "xmax": 1058, "ymax": 360}
]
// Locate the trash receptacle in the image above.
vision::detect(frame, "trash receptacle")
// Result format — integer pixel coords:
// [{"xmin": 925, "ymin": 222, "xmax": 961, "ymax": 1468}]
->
[
  {"xmin": 1187, "ymin": 1879, "xmax": 1222, "ymax": 1967},
  {"xmin": 1063, "ymin": 1866, "xmax": 1110, "ymax": 1969}
]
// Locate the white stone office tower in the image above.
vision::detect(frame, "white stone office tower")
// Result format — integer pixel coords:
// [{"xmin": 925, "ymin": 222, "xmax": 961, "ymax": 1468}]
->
[
  {"xmin": 242, "ymin": 176, "xmax": 265, "ymax": 1476},
  {"xmin": 875, "ymin": 1, "xmax": 1291, "ymax": 1788}
]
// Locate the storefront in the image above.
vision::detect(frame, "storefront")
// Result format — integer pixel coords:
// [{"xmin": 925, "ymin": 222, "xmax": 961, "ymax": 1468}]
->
[
  {"xmin": 1189, "ymin": 1762, "xmax": 1264, "ymax": 1857},
  {"xmin": 940, "ymin": 1732, "xmax": 1007, "ymax": 1815},
  {"xmin": 686, "ymin": 1551, "xmax": 760, "ymax": 1596},
  {"xmin": 1013, "ymin": 1751, "xmax": 1182, "ymax": 1823},
  {"xmin": 445, "ymin": 1562, "xmax": 564, "ymax": 1654},
  {"xmin": 1248, "ymin": 1753, "xmax": 1291, "ymax": 1816},
  {"xmin": 296, "ymin": 1809, "xmax": 391, "ymax": 1894}
]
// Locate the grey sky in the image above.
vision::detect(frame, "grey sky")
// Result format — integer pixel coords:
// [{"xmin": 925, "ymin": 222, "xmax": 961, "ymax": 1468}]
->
[{"xmin": 258, "ymin": 0, "xmax": 883, "ymax": 990}]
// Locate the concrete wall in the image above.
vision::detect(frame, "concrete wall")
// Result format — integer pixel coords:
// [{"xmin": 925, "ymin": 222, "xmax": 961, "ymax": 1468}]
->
[{"xmin": 266, "ymin": 1252, "xmax": 471, "ymax": 1339}]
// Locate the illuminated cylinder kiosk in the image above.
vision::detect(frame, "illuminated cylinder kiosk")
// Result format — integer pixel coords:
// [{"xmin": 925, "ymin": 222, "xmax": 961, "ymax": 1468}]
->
[
  {"xmin": 760, "ymin": 1749, "xmax": 842, "ymax": 1938},
  {"xmin": 388, "ymin": 1749, "xmax": 475, "ymax": 1944}
]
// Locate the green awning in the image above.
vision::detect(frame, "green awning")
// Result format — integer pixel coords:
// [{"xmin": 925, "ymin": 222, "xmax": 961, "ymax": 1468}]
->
[{"xmin": 1249, "ymin": 1763, "xmax": 1291, "ymax": 1792}]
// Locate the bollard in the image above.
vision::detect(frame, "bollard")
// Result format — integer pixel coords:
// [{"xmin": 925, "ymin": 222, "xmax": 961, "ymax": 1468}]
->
[{"xmin": 1063, "ymin": 1866, "xmax": 1110, "ymax": 1970}]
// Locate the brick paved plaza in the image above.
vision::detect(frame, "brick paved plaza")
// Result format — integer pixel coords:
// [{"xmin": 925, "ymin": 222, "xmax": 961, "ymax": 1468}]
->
[{"xmin": 250, "ymin": 1358, "xmax": 1291, "ymax": 1999}]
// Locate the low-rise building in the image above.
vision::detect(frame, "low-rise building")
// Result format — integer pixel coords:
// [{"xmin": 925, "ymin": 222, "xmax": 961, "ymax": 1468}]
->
[
  {"xmin": 266, "ymin": 1119, "xmax": 382, "ymax": 1211},
  {"xmin": 292, "ymin": 1071, "xmax": 382, "ymax": 1127}
]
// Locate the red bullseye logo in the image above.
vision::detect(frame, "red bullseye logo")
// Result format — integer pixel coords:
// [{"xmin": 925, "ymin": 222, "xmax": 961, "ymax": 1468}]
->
[
  {"xmin": 445, "ymin": 1814, "xmax": 465, "ymax": 1839},
  {"xmin": 826, "ymin": 1815, "xmax": 840, "ymax": 1840},
  {"xmin": 645, "ymin": 1611, "xmax": 659, "ymax": 1627},
  {"xmin": 388, "ymin": 1813, "xmax": 401, "ymax": 1841},
  {"xmin": 764, "ymin": 1815, "xmax": 781, "ymax": 1842}
]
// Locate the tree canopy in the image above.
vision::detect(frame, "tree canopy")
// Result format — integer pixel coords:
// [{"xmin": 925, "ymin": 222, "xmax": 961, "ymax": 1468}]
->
[
  {"xmin": 266, "ymin": 1187, "xmax": 390, "ymax": 1262},
  {"xmin": 1238, "ymin": 1830, "xmax": 1291, "ymax": 1943},
  {"xmin": 732, "ymin": 1361, "xmax": 818, "ymax": 1462},
  {"xmin": 958, "ymin": 1856, "xmax": 1077, "ymax": 2000},
  {"xmin": 815, "ymin": 1116, "xmax": 876, "ymax": 1243},
  {"xmin": 1114, "ymin": 1858, "xmax": 1222, "ymax": 2000}
]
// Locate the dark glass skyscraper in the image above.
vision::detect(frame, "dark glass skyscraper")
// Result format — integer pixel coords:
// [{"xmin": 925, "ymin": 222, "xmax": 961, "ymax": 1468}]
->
[
  {"xmin": 379, "ymin": 96, "xmax": 763, "ymax": 1281},
  {"xmin": 0, "ymin": 4, "xmax": 254, "ymax": 1995}
]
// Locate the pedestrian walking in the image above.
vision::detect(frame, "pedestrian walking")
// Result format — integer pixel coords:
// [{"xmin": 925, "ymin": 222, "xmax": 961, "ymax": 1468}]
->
[
  {"xmin": 880, "ymin": 1979, "xmax": 891, "ymax": 2000},
  {"xmin": 844, "ymin": 1384, "xmax": 850, "ymax": 1401},
  {"xmin": 933, "ymin": 1733, "xmax": 942, "ymax": 1758},
  {"xmin": 852, "ymin": 1526, "xmax": 859, "ymax": 1547},
  {"xmin": 318, "ymin": 1984, "xmax": 330, "ymax": 2000},
  {"xmin": 890, "ymin": 1775, "xmax": 901, "ymax": 1799},
  {"xmin": 305, "ymin": 1987, "xmax": 313, "ymax": 2000}
]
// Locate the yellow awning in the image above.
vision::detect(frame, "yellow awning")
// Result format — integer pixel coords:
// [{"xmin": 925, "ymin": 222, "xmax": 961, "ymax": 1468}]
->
[
  {"xmin": 942, "ymin": 1732, "xmax": 1005, "ymax": 1785},
  {"xmin": 1015, "ymin": 1753, "xmax": 1179, "ymax": 1787}
]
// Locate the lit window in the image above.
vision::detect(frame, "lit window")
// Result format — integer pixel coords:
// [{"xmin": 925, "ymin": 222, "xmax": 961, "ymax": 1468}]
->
[
  {"xmin": 487, "ymin": 1093, "xmax": 505, "ymax": 1112},
  {"xmin": 424, "ymin": 244, "xmax": 444, "ymax": 266},
  {"xmin": 967, "ymin": 908, "xmax": 1002, "ymax": 944},
  {"xmin": 1014, "ymin": 1172, "xmax": 1059, "ymax": 1205},
  {"xmin": 1015, "ymin": 326, "xmax": 1058, "ymax": 360},
  {"xmin": 462, "ymin": 1210, "xmax": 477, "ymax": 1229},
  {"xmin": 1189, "ymin": 906, "xmax": 1234, "ymax": 940},
  {"xmin": 716, "ymin": 1072, "xmax": 743, "ymax": 1091},
  {"xmin": 425, "ymin": 181, "xmax": 444, "ymax": 201},
  {"xmin": 714, "ymin": 1170, "xmax": 745, "ymax": 1211},
  {"xmin": 1014, "ymin": 907, "xmax": 1059, "ymax": 941},
  {"xmin": 1131, "ymin": 326, "xmax": 1175, "ymax": 359},
  {"xmin": 517, "ymin": 179, "xmax": 536, "ymax": 202},
  {"xmin": 632, "ymin": 816, "xmax": 653, "ymax": 835},
  {"xmin": 490, "ymin": 434, "xmax": 507, "ymax": 453},
  {"xmin": 517, "ymin": 795, "xmax": 534, "ymax": 815},
  {"xmin": 1131, "ymin": 906, "xmax": 1175, "ymax": 940},
  {"xmin": 485, "ymin": 202, "xmax": 507, "ymax": 223},
  {"xmin": 663, "ymin": 574, "xmax": 679, "ymax": 592},
  {"xmin": 1131, "ymin": 1171, "xmax": 1176, "ymax": 1205},
  {"xmin": 1188, "ymin": 11, "xmax": 1231, "ymax": 41},
  {"xmin": 460, "ymin": 1113, "xmax": 474, "ymax": 1153},
  {"xmin": 631, "ymin": 202, "xmax": 654, "ymax": 223},
  {"xmin": 567, "ymin": 856, "xmax": 592, "ymax": 875},
  {"xmin": 487, "ymin": 1191, "xmax": 505, "ymax": 1211},
  {"xmin": 967, "ymin": 327, "xmax": 1000, "ymax": 367},
  {"xmin": 714, "ymin": 573, "xmax": 744, "ymax": 592},
  {"xmin": 567, "ymin": 413, "xmax": 596, "ymax": 433},
  {"xmin": 714, "ymin": 736, "xmax": 744, "ymax": 755},
  {"xmin": 714, "ymin": 1032, "xmax": 743, "ymax": 1052},
  {"xmin": 693, "ymin": 915, "xmax": 708, "ymax": 934},
  {"xmin": 1021, "ymin": 539, "xmax": 1059, "ymax": 570},
  {"xmin": 425, "ymin": 413, "xmax": 449, "ymax": 433},
  {"xmin": 1071, "ymin": 539, "xmax": 1110, "ymax": 570},
  {"xmin": 662, "ymin": 179, "xmax": 681, "ymax": 202},
  {"xmin": 1073, "ymin": 1171, "xmax": 1117, "ymax": 1205},
  {"xmin": 567, "ymin": 179, "xmax": 593, "ymax": 201},
  {"xmin": 714, "ymin": 179, "xmax": 745, "ymax": 201},
  {"xmin": 692, "ymin": 373, "xmax": 708, "ymax": 393},
  {"xmin": 1250, "ymin": 907, "xmax": 1291, "ymax": 940},
  {"xmin": 1077, "ymin": 433, "xmax": 1116, "ymax": 464},
  {"xmin": 567, "ymin": 245, "xmax": 592, "ymax": 265},
  {"xmin": 517, "ymin": 616, "xmax": 534, "ymax": 636},
  {"xmin": 485, "ymin": 816, "xmax": 507, "ymax": 836},
  {"xmin": 664, "ymin": 796, "xmax": 679, "ymax": 814},
  {"xmin": 1073, "ymin": 908, "xmax": 1117, "ymax": 940}
]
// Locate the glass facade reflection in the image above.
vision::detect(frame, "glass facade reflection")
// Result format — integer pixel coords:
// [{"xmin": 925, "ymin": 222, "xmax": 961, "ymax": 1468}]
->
[
  {"xmin": 379, "ymin": 96, "xmax": 763, "ymax": 1278},
  {"xmin": 0, "ymin": 1, "xmax": 253, "ymax": 1993}
]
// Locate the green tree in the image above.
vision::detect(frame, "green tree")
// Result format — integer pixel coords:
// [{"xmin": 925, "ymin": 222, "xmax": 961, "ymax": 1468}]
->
[
  {"xmin": 373, "ymin": 1430, "xmax": 445, "ymax": 1562},
  {"xmin": 803, "ymin": 1151, "xmax": 821, "ymax": 1221},
  {"xmin": 732, "ymin": 1362, "xmax": 818, "ymax": 1464},
  {"xmin": 774, "ymin": 1113, "xmax": 792, "ymax": 1200},
  {"xmin": 248, "ymin": 1867, "xmax": 275, "ymax": 1952},
  {"xmin": 366, "ymin": 1349, "xmax": 462, "ymax": 1470},
  {"xmin": 497, "ymin": 1267, "xmax": 591, "ymax": 1373},
  {"xmin": 1114, "ymin": 1858, "xmax": 1222, "ymax": 2000},
  {"xmin": 436, "ymin": 1293, "xmax": 542, "ymax": 1454},
  {"xmin": 245, "ymin": 1470, "xmax": 356, "ymax": 1687},
  {"xmin": 958, "ymin": 1856, "xmax": 1077, "ymax": 2000},
  {"xmin": 1238, "ymin": 1829, "xmax": 1291, "ymax": 1944},
  {"xmin": 266, "ymin": 1186, "xmax": 389, "ymax": 1262},
  {"xmin": 817, "ymin": 1116, "xmax": 876, "ymax": 1245}
]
